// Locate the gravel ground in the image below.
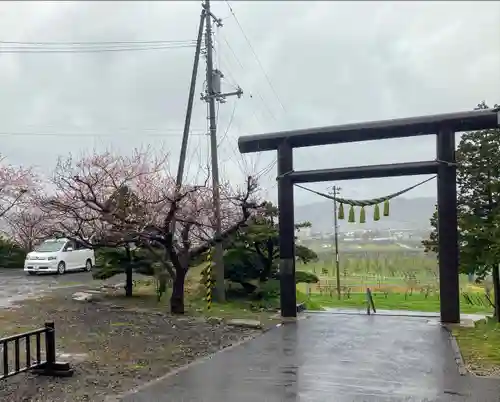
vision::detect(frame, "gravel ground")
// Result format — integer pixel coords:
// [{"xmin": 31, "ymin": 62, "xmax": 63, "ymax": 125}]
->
[
  {"xmin": 467, "ymin": 363, "xmax": 500, "ymax": 378},
  {"xmin": 0, "ymin": 288, "xmax": 261, "ymax": 402}
]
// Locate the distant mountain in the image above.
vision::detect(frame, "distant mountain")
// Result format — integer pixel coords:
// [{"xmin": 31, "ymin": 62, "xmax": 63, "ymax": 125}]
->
[{"xmin": 295, "ymin": 196, "xmax": 436, "ymax": 233}]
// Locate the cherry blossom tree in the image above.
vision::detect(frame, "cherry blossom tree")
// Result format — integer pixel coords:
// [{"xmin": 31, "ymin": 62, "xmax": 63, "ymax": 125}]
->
[
  {"xmin": 43, "ymin": 148, "xmax": 262, "ymax": 313},
  {"xmin": 147, "ymin": 178, "xmax": 260, "ymax": 313},
  {"xmin": 3, "ymin": 207, "xmax": 55, "ymax": 251},
  {"xmin": 0, "ymin": 155, "xmax": 37, "ymax": 220},
  {"xmin": 40, "ymin": 149, "xmax": 163, "ymax": 296}
]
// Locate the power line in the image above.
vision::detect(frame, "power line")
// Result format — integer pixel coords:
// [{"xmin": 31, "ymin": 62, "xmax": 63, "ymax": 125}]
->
[
  {"xmin": 0, "ymin": 43, "xmax": 195, "ymax": 54},
  {"xmin": 249, "ymin": 90, "xmax": 277, "ymax": 122},
  {"xmin": 0, "ymin": 124, "xmax": 206, "ymax": 133},
  {"xmin": 217, "ymin": 123, "xmax": 249, "ymax": 176},
  {"xmin": 0, "ymin": 130, "xmax": 207, "ymax": 138},
  {"xmin": 0, "ymin": 39, "xmax": 195, "ymax": 46},
  {"xmin": 256, "ymin": 158, "xmax": 277, "ymax": 179},
  {"xmin": 218, "ymin": 33, "xmax": 243, "ymax": 69},
  {"xmin": 217, "ymin": 100, "xmax": 237, "ymax": 148},
  {"xmin": 216, "ymin": 35, "xmax": 277, "ymax": 122},
  {"xmin": 210, "ymin": 57, "xmax": 267, "ymax": 175},
  {"xmin": 224, "ymin": 0, "xmax": 287, "ymax": 115},
  {"xmin": 214, "ymin": 37, "xmax": 277, "ymax": 179},
  {"xmin": 215, "ymin": 10, "xmax": 283, "ymax": 180}
]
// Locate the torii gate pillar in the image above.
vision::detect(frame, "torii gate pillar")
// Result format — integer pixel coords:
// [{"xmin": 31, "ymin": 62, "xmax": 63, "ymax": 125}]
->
[{"xmin": 277, "ymin": 140, "xmax": 297, "ymax": 318}]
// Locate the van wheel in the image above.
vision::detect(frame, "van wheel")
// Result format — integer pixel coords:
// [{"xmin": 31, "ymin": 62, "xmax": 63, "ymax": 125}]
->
[
  {"xmin": 85, "ymin": 259, "xmax": 92, "ymax": 272},
  {"xmin": 27, "ymin": 272, "xmax": 37, "ymax": 276},
  {"xmin": 57, "ymin": 262, "xmax": 66, "ymax": 275}
]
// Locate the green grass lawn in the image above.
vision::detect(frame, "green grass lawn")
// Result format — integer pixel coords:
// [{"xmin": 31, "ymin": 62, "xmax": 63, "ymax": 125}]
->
[
  {"xmin": 100, "ymin": 281, "xmax": 283, "ymax": 328},
  {"xmin": 114, "ymin": 261, "xmax": 492, "ymax": 318},
  {"xmin": 453, "ymin": 318, "xmax": 500, "ymax": 375},
  {"xmin": 100, "ymin": 274, "xmax": 301, "ymax": 328},
  {"xmin": 307, "ymin": 291, "xmax": 493, "ymax": 315},
  {"xmin": 296, "ymin": 258, "xmax": 493, "ymax": 314}
]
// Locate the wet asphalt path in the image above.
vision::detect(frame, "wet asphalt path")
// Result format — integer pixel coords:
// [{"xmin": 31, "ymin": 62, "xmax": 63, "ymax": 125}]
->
[
  {"xmin": 119, "ymin": 312, "xmax": 500, "ymax": 402},
  {"xmin": 0, "ymin": 268, "xmax": 95, "ymax": 308}
]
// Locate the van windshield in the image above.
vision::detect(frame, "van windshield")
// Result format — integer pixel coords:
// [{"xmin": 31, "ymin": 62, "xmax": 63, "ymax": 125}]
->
[{"xmin": 34, "ymin": 241, "xmax": 66, "ymax": 253}]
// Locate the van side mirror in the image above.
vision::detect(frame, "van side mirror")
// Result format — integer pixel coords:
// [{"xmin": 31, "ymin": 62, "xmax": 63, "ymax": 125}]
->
[{"xmin": 65, "ymin": 247, "xmax": 73, "ymax": 252}]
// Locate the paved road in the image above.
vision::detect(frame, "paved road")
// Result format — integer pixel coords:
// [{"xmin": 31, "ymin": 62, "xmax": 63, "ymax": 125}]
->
[
  {"xmin": 119, "ymin": 312, "xmax": 500, "ymax": 402},
  {"xmin": 0, "ymin": 269, "xmax": 94, "ymax": 308}
]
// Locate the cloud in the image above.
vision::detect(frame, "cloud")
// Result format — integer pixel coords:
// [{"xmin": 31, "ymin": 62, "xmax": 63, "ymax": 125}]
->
[{"xmin": 0, "ymin": 1, "xmax": 498, "ymax": 206}]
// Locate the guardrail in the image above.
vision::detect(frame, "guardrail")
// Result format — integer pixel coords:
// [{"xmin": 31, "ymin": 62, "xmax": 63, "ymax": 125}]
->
[{"xmin": 1, "ymin": 322, "xmax": 73, "ymax": 380}]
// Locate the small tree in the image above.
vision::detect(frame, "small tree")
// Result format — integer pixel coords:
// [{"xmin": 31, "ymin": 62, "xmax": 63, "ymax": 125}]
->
[
  {"xmin": 41, "ymin": 178, "xmax": 143, "ymax": 297},
  {"xmin": 421, "ymin": 206, "xmax": 438, "ymax": 255},
  {"xmin": 0, "ymin": 236, "xmax": 26, "ymax": 268},
  {"xmin": 223, "ymin": 202, "xmax": 317, "ymax": 294}
]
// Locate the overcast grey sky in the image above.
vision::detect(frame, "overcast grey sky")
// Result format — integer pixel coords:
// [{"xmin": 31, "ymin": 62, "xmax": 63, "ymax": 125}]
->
[{"xmin": 0, "ymin": 1, "xmax": 499, "ymax": 205}]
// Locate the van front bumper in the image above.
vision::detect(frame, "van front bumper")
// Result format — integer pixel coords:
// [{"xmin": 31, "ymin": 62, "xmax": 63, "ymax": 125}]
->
[{"xmin": 24, "ymin": 260, "xmax": 59, "ymax": 273}]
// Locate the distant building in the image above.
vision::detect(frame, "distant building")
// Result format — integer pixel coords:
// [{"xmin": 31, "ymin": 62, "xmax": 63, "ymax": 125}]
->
[{"xmin": 295, "ymin": 226, "xmax": 312, "ymax": 239}]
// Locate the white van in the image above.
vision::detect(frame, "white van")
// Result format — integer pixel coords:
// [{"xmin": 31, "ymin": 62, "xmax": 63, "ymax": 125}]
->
[{"xmin": 24, "ymin": 238, "xmax": 95, "ymax": 276}]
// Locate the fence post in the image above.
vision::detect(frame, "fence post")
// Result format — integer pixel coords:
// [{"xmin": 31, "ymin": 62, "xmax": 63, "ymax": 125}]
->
[
  {"xmin": 366, "ymin": 288, "xmax": 371, "ymax": 315},
  {"xmin": 44, "ymin": 322, "xmax": 56, "ymax": 368},
  {"xmin": 366, "ymin": 288, "xmax": 376, "ymax": 315},
  {"xmin": 370, "ymin": 289, "xmax": 376, "ymax": 313}
]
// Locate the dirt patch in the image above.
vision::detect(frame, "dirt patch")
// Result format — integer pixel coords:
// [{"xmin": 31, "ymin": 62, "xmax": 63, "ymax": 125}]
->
[
  {"xmin": 0, "ymin": 288, "xmax": 261, "ymax": 402},
  {"xmin": 93, "ymin": 281, "xmax": 281, "ymax": 329}
]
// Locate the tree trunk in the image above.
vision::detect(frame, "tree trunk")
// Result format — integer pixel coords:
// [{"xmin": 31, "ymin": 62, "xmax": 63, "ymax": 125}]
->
[
  {"xmin": 170, "ymin": 269, "xmax": 187, "ymax": 315},
  {"xmin": 125, "ymin": 245, "xmax": 133, "ymax": 297},
  {"xmin": 492, "ymin": 263, "xmax": 500, "ymax": 322}
]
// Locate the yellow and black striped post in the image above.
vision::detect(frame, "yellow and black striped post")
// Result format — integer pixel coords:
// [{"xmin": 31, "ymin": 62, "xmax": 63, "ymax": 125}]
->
[{"xmin": 205, "ymin": 250, "xmax": 213, "ymax": 310}]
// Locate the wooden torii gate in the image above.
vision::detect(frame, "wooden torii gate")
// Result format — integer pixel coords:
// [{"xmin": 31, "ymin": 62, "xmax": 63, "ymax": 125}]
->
[{"xmin": 238, "ymin": 108, "xmax": 500, "ymax": 323}]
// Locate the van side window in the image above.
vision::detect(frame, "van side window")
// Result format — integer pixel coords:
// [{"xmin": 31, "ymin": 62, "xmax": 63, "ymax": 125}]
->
[
  {"xmin": 63, "ymin": 241, "xmax": 75, "ymax": 251},
  {"xmin": 75, "ymin": 241, "xmax": 90, "ymax": 250}
]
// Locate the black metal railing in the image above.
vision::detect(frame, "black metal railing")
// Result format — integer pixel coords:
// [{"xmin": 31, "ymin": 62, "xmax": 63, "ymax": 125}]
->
[{"xmin": 1, "ymin": 322, "xmax": 72, "ymax": 380}]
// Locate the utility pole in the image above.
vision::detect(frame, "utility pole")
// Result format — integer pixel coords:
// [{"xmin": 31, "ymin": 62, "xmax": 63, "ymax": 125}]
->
[
  {"xmin": 172, "ymin": 8, "xmax": 205, "ymax": 234},
  {"xmin": 175, "ymin": 10, "xmax": 205, "ymax": 192},
  {"xmin": 202, "ymin": 0, "xmax": 243, "ymax": 303},
  {"xmin": 331, "ymin": 185, "xmax": 342, "ymax": 300}
]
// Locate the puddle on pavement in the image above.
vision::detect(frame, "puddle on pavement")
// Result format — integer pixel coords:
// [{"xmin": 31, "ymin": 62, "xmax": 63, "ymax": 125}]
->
[
  {"xmin": 0, "ymin": 280, "xmax": 86, "ymax": 308},
  {"xmin": 0, "ymin": 291, "xmax": 46, "ymax": 308}
]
